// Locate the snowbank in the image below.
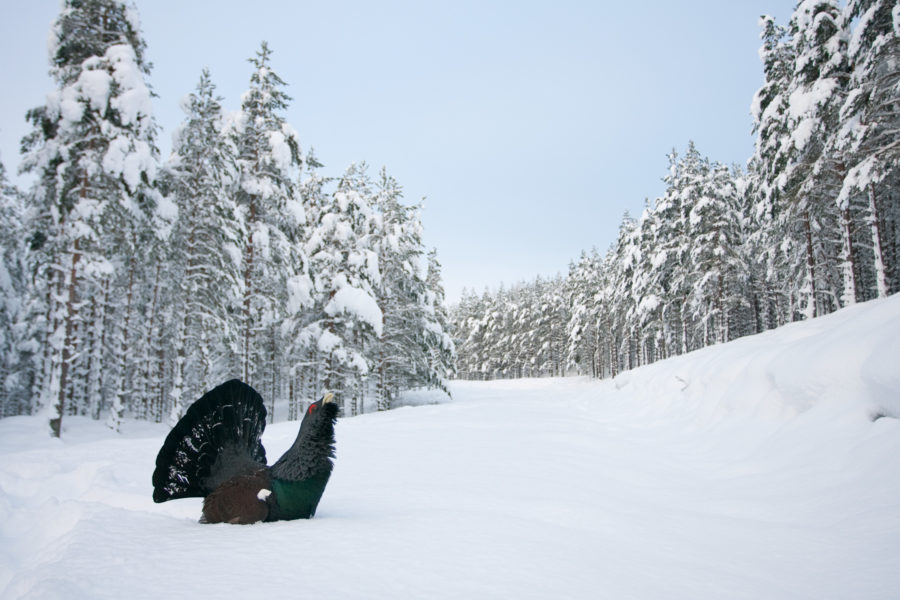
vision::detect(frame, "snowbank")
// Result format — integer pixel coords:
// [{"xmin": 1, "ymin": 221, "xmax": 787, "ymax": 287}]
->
[{"xmin": 608, "ymin": 294, "xmax": 900, "ymax": 423}]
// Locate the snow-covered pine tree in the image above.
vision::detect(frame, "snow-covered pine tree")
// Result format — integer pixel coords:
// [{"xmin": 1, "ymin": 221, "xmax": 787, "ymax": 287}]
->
[
  {"xmin": 164, "ymin": 69, "xmax": 242, "ymax": 424},
  {"xmin": 480, "ymin": 285, "xmax": 508, "ymax": 378},
  {"xmin": 606, "ymin": 212, "xmax": 640, "ymax": 373},
  {"xmin": 424, "ymin": 248, "xmax": 455, "ymax": 388},
  {"xmin": 533, "ymin": 277, "xmax": 568, "ymax": 377},
  {"xmin": 782, "ymin": 0, "xmax": 846, "ymax": 318},
  {"xmin": 749, "ymin": 4, "xmax": 848, "ymax": 322},
  {"xmin": 655, "ymin": 146, "xmax": 705, "ymax": 354},
  {"xmin": 283, "ymin": 149, "xmax": 328, "ymax": 420},
  {"xmin": 836, "ymin": 0, "xmax": 900, "ymax": 299},
  {"xmin": 742, "ymin": 168, "xmax": 784, "ymax": 331},
  {"xmin": 0, "ymin": 158, "xmax": 34, "ymax": 417},
  {"xmin": 592, "ymin": 249, "xmax": 619, "ymax": 378},
  {"xmin": 685, "ymin": 161, "xmax": 744, "ymax": 345},
  {"xmin": 372, "ymin": 168, "xmax": 418, "ymax": 409},
  {"xmin": 477, "ymin": 285, "xmax": 503, "ymax": 378},
  {"xmin": 370, "ymin": 169, "xmax": 451, "ymax": 407},
  {"xmin": 728, "ymin": 172, "xmax": 766, "ymax": 339},
  {"xmin": 564, "ymin": 249, "xmax": 603, "ymax": 376},
  {"xmin": 750, "ymin": 15, "xmax": 798, "ymax": 324},
  {"xmin": 303, "ymin": 163, "xmax": 381, "ymax": 414},
  {"xmin": 276, "ymin": 179, "xmax": 313, "ymax": 418},
  {"xmin": 449, "ymin": 289, "xmax": 483, "ymax": 380},
  {"xmin": 20, "ymin": 0, "xmax": 160, "ymax": 436},
  {"xmin": 455, "ymin": 289, "xmax": 492, "ymax": 380},
  {"xmin": 787, "ymin": 0, "xmax": 861, "ymax": 309},
  {"xmin": 232, "ymin": 41, "xmax": 305, "ymax": 409},
  {"xmin": 631, "ymin": 200, "xmax": 669, "ymax": 364}
]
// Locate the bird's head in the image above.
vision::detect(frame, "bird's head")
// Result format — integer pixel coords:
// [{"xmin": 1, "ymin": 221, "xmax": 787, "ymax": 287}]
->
[
  {"xmin": 303, "ymin": 391, "xmax": 338, "ymax": 420},
  {"xmin": 296, "ymin": 391, "xmax": 339, "ymax": 447}
]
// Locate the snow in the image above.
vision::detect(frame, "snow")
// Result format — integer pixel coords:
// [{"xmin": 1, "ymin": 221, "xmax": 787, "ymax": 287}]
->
[
  {"xmin": 77, "ymin": 66, "xmax": 112, "ymax": 113},
  {"xmin": 637, "ymin": 294, "xmax": 661, "ymax": 315},
  {"xmin": 154, "ymin": 192, "xmax": 178, "ymax": 225},
  {"xmin": 2, "ymin": 296, "xmax": 900, "ymax": 598},
  {"xmin": 316, "ymin": 328, "xmax": 341, "ymax": 354},
  {"xmin": 107, "ymin": 45, "xmax": 152, "ymax": 128},
  {"xmin": 285, "ymin": 273, "xmax": 312, "ymax": 315},
  {"xmin": 838, "ymin": 155, "xmax": 882, "ymax": 209},
  {"xmin": 267, "ymin": 130, "xmax": 293, "ymax": 173},
  {"xmin": 251, "ymin": 223, "xmax": 270, "ymax": 259},
  {"xmin": 848, "ymin": 4, "xmax": 878, "ymax": 60},
  {"xmin": 324, "ymin": 274, "xmax": 384, "ymax": 336},
  {"xmin": 787, "ymin": 79, "xmax": 838, "ymax": 152},
  {"xmin": 284, "ymin": 196, "xmax": 306, "ymax": 226}
]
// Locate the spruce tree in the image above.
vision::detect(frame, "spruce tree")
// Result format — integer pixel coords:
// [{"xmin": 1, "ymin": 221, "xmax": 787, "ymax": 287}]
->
[
  {"xmin": 750, "ymin": 15, "xmax": 797, "ymax": 323},
  {"xmin": 371, "ymin": 169, "xmax": 452, "ymax": 406},
  {"xmin": 424, "ymin": 248, "xmax": 455, "ymax": 388},
  {"xmin": 165, "ymin": 69, "xmax": 242, "ymax": 423},
  {"xmin": 20, "ymin": 0, "xmax": 159, "ymax": 436},
  {"xmin": 233, "ymin": 41, "xmax": 304, "ymax": 402},
  {"xmin": 311, "ymin": 164, "xmax": 381, "ymax": 413},
  {"xmin": 685, "ymin": 161, "xmax": 743, "ymax": 344},
  {"xmin": 836, "ymin": 0, "xmax": 900, "ymax": 298},
  {"xmin": 372, "ymin": 169, "xmax": 414, "ymax": 408},
  {"xmin": 565, "ymin": 249, "xmax": 603, "ymax": 376},
  {"xmin": 782, "ymin": 0, "xmax": 846, "ymax": 318},
  {"xmin": 284, "ymin": 149, "xmax": 328, "ymax": 419},
  {"xmin": 0, "ymin": 158, "xmax": 33, "ymax": 417}
]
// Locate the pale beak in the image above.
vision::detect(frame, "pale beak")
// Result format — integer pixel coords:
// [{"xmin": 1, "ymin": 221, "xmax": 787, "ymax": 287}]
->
[{"xmin": 322, "ymin": 392, "xmax": 335, "ymax": 404}]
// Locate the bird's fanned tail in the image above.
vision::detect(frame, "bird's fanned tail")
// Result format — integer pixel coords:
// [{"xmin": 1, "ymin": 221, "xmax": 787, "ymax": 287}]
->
[{"xmin": 152, "ymin": 379, "xmax": 268, "ymax": 503}]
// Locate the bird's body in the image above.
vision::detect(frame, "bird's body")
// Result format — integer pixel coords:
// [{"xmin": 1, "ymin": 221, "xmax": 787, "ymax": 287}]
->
[{"xmin": 152, "ymin": 379, "xmax": 338, "ymax": 524}]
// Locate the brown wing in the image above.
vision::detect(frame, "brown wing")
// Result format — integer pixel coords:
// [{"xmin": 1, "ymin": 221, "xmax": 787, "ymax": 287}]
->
[{"xmin": 201, "ymin": 469, "xmax": 272, "ymax": 525}]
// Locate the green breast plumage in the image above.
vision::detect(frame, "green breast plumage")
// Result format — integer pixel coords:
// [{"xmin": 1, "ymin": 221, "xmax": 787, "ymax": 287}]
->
[{"xmin": 268, "ymin": 471, "xmax": 332, "ymax": 521}]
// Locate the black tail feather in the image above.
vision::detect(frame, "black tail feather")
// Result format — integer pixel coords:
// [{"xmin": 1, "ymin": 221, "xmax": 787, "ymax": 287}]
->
[{"xmin": 152, "ymin": 379, "xmax": 268, "ymax": 503}]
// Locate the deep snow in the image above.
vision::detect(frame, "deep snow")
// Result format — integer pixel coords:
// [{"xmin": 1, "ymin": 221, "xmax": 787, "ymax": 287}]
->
[{"xmin": 2, "ymin": 296, "xmax": 900, "ymax": 599}]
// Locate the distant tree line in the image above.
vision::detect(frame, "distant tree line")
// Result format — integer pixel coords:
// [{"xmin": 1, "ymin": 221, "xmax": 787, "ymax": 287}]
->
[
  {"xmin": 0, "ymin": 0, "xmax": 454, "ymax": 435},
  {"xmin": 452, "ymin": 0, "xmax": 898, "ymax": 380}
]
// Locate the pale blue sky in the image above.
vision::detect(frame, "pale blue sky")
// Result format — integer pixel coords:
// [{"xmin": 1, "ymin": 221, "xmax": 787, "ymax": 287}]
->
[{"xmin": 0, "ymin": 1, "xmax": 792, "ymax": 303}]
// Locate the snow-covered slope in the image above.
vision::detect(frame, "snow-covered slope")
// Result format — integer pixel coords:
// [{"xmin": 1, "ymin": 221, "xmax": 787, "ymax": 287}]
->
[{"xmin": 2, "ymin": 296, "xmax": 900, "ymax": 599}]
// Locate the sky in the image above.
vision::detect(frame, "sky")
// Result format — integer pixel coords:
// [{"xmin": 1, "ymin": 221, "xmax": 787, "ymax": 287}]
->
[{"xmin": 0, "ymin": 1, "xmax": 793, "ymax": 304}]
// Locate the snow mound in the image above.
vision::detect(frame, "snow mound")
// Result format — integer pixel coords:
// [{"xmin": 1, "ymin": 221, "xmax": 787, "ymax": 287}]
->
[
  {"xmin": 609, "ymin": 294, "xmax": 900, "ymax": 424},
  {"xmin": 1, "ymin": 297, "xmax": 899, "ymax": 599}
]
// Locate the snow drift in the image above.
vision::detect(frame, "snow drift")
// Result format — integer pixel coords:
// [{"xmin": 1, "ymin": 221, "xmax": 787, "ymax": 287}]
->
[{"xmin": 1, "ymin": 295, "xmax": 899, "ymax": 599}]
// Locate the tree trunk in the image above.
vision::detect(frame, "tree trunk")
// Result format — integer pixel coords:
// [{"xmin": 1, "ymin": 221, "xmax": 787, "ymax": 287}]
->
[
  {"xmin": 109, "ymin": 255, "xmax": 135, "ymax": 432},
  {"xmin": 50, "ymin": 243, "xmax": 80, "ymax": 438},
  {"xmin": 242, "ymin": 201, "xmax": 257, "ymax": 384},
  {"xmin": 141, "ymin": 263, "xmax": 162, "ymax": 420},
  {"xmin": 802, "ymin": 207, "xmax": 818, "ymax": 319},
  {"xmin": 840, "ymin": 204, "xmax": 858, "ymax": 306},
  {"xmin": 288, "ymin": 374, "xmax": 295, "ymax": 421},
  {"xmin": 85, "ymin": 278, "xmax": 107, "ymax": 420},
  {"xmin": 868, "ymin": 183, "xmax": 889, "ymax": 298},
  {"xmin": 169, "ymin": 306, "xmax": 189, "ymax": 425},
  {"xmin": 38, "ymin": 273, "xmax": 57, "ymax": 416},
  {"xmin": 270, "ymin": 322, "xmax": 277, "ymax": 423}
]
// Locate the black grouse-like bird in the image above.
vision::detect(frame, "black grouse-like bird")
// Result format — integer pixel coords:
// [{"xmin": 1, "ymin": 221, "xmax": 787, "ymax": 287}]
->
[{"xmin": 152, "ymin": 379, "xmax": 338, "ymax": 524}]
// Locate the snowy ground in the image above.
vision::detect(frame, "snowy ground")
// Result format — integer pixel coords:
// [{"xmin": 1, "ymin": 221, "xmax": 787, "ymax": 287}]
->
[{"xmin": 2, "ymin": 296, "xmax": 900, "ymax": 599}]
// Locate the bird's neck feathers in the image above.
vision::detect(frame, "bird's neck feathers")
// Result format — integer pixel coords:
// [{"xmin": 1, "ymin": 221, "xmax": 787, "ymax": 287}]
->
[{"xmin": 269, "ymin": 401, "xmax": 337, "ymax": 482}]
